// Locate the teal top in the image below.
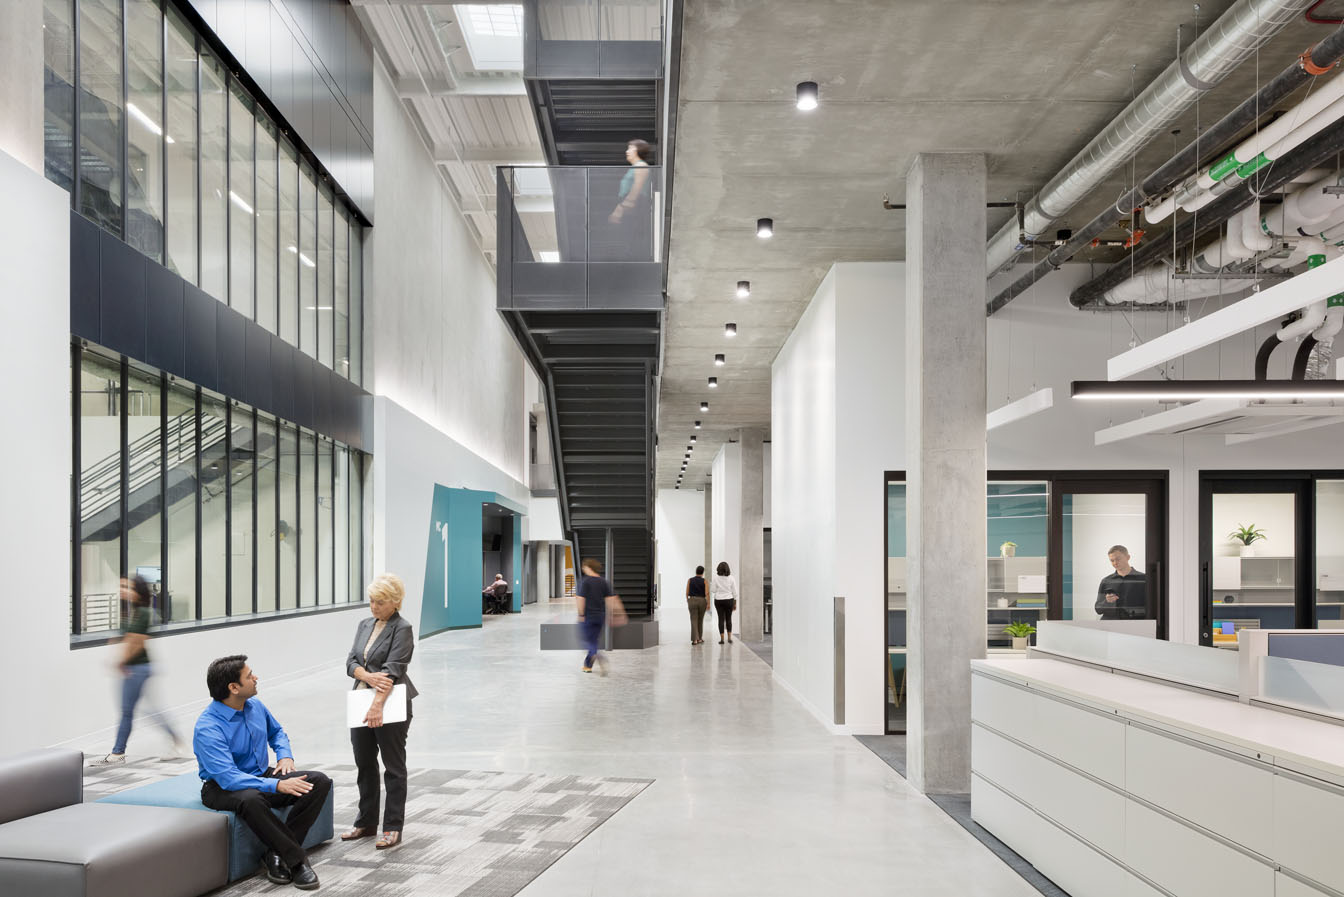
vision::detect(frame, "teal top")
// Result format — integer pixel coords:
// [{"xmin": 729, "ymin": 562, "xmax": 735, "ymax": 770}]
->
[{"xmin": 619, "ymin": 162, "xmax": 649, "ymax": 201}]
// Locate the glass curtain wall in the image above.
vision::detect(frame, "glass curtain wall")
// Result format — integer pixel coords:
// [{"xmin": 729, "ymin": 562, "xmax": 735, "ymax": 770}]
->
[
  {"xmin": 45, "ymin": 3, "xmax": 363, "ymax": 381},
  {"xmin": 72, "ymin": 349, "xmax": 365, "ymax": 636}
]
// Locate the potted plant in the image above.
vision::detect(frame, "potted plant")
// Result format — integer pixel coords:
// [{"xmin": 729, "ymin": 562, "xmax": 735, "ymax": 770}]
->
[
  {"xmin": 1003, "ymin": 621, "xmax": 1036, "ymax": 651},
  {"xmin": 1228, "ymin": 523, "xmax": 1267, "ymax": 557},
  {"xmin": 1000, "ymin": 541, "xmax": 1017, "ymax": 558}
]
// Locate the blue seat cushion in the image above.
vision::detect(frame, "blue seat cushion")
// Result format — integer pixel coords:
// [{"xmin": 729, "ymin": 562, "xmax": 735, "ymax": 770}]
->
[{"xmin": 98, "ymin": 771, "xmax": 334, "ymax": 882}]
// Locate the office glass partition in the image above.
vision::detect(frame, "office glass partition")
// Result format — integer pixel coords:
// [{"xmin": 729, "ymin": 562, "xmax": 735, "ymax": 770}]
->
[
  {"xmin": 1061, "ymin": 493, "xmax": 1149, "ymax": 622},
  {"xmin": 256, "ymin": 414, "xmax": 278, "ymax": 613},
  {"xmin": 78, "ymin": 353, "xmax": 123, "ymax": 634},
  {"xmin": 317, "ymin": 186, "xmax": 335, "ymax": 366},
  {"xmin": 230, "ymin": 406, "xmax": 255, "ymax": 613},
  {"xmin": 164, "ymin": 9, "xmax": 198, "ymax": 283},
  {"xmin": 885, "ymin": 476, "xmax": 907, "ymax": 734},
  {"xmin": 198, "ymin": 391, "xmax": 228, "ymax": 619},
  {"xmin": 125, "ymin": 367, "xmax": 164, "ymax": 616},
  {"xmin": 350, "ymin": 225, "xmax": 363, "ymax": 385},
  {"xmin": 299, "ymin": 164, "xmax": 318, "ymax": 358},
  {"xmin": 78, "ymin": 0, "xmax": 123, "ymax": 236},
  {"xmin": 43, "ymin": 0, "xmax": 76, "ymax": 192},
  {"xmin": 1318, "ymin": 480, "xmax": 1344, "ymax": 628},
  {"xmin": 987, "ymin": 481, "xmax": 1049, "ymax": 650},
  {"xmin": 228, "ymin": 84, "xmax": 255, "ymax": 318},
  {"xmin": 199, "ymin": 51, "xmax": 228, "ymax": 300},
  {"xmin": 299, "ymin": 429, "xmax": 316, "ymax": 607},
  {"xmin": 165, "ymin": 380, "xmax": 197, "ymax": 622},
  {"xmin": 335, "ymin": 209, "xmax": 350, "ymax": 378},
  {"xmin": 1200, "ymin": 475, "xmax": 1310, "ymax": 648},
  {"xmin": 335, "ymin": 446, "xmax": 350, "ymax": 606},
  {"xmin": 317, "ymin": 438, "xmax": 333, "ymax": 603},
  {"xmin": 278, "ymin": 423, "xmax": 298, "ymax": 611},
  {"xmin": 278, "ymin": 143, "xmax": 299, "ymax": 345},
  {"xmin": 256, "ymin": 121, "xmax": 279, "ymax": 333},
  {"xmin": 125, "ymin": 0, "xmax": 163, "ymax": 261}
]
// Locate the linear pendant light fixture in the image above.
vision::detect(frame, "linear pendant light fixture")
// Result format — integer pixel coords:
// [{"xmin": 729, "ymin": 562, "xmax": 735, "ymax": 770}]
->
[
  {"xmin": 1072, "ymin": 379, "xmax": 1344, "ymax": 401},
  {"xmin": 986, "ymin": 388, "xmax": 1054, "ymax": 430}
]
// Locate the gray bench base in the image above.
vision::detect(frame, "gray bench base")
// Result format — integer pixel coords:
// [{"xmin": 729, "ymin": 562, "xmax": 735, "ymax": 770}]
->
[{"xmin": 540, "ymin": 618, "xmax": 660, "ymax": 650}]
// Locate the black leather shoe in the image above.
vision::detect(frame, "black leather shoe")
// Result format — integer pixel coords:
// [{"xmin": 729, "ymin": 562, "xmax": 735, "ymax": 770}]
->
[
  {"xmin": 262, "ymin": 851, "xmax": 292, "ymax": 885},
  {"xmin": 291, "ymin": 863, "xmax": 320, "ymax": 890}
]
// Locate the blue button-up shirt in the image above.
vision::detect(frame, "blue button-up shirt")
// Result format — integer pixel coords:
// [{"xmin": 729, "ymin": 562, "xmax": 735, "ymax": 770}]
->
[{"xmin": 194, "ymin": 698, "xmax": 293, "ymax": 793}]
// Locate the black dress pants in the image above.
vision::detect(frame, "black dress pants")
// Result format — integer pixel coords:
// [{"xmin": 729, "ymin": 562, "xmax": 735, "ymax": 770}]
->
[
  {"xmin": 350, "ymin": 702, "xmax": 412, "ymax": 831},
  {"xmin": 201, "ymin": 770, "xmax": 332, "ymax": 869}
]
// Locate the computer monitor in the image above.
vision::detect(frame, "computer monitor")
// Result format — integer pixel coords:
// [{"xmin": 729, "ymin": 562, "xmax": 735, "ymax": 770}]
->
[{"xmin": 135, "ymin": 565, "xmax": 162, "ymax": 584}]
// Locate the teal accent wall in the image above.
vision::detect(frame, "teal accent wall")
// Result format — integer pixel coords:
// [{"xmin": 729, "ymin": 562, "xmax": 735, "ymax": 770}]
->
[
  {"xmin": 987, "ymin": 482, "xmax": 1048, "ymax": 558},
  {"xmin": 511, "ymin": 522, "xmax": 524, "ymax": 612},
  {"xmin": 887, "ymin": 483, "xmax": 907, "ymax": 558},
  {"xmin": 420, "ymin": 485, "xmax": 527, "ymax": 638}
]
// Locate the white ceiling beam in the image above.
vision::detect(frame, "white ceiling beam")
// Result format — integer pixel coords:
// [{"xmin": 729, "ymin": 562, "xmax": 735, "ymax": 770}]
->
[
  {"xmin": 432, "ymin": 144, "xmax": 544, "ymax": 164},
  {"xmin": 1107, "ymin": 254, "xmax": 1344, "ymax": 381},
  {"xmin": 396, "ymin": 75, "xmax": 526, "ymax": 98},
  {"xmin": 986, "ymin": 388, "xmax": 1053, "ymax": 431},
  {"xmin": 352, "ymin": 0, "xmax": 519, "ymax": 6}
]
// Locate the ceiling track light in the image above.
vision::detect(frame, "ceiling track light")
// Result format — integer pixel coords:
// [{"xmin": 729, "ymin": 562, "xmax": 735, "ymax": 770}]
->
[
  {"xmin": 701, "ymin": 401, "xmax": 709, "ymax": 412},
  {"xmin": 736, "ymin": 280, "xmax": 751, "ymax": 298},
  {"xmin": 756, "ymin": 217, "xmax": 773, "ymax": 239},
  {"xmin": 714, "ymin": 354, "xmax": 725, "ymax": 366},
  {"xmin": 1070, "ymin": 379, "xmax": 1344, "ymax": 401},
  {"xmin": 708, "ymin": 376, "xmax": 718, "ymax": 388},
  {"xmin": 796, "ymin": 80, "xmax": 819, "ymax": 111}
]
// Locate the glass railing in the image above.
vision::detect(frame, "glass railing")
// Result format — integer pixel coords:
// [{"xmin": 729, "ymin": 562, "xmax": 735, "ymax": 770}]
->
[{"xmin": 498, "ymin": 165, "xmax": 664, "ymax": 310}]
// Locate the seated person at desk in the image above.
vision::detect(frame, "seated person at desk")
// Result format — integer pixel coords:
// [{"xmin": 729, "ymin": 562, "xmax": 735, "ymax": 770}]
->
[
  {"xmin": 1095, "ymin": 544, "xmax": 1148, "ymax": 620},
  {"xmin": 194, "ymin": 655, "xmax": 332, "ymax": 891},
  {"xmin": 482, "ymin": 574, "xmax": 509, "ymax": 614}
]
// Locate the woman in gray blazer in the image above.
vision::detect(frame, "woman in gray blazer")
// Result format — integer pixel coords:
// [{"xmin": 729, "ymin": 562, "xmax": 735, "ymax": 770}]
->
[{"xmin": 342, "ymin": 573, "xmax": 418, "ymax": 850}]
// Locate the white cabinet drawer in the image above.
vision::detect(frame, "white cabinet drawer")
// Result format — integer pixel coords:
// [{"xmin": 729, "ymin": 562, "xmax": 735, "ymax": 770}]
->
[
  {"xmin": 1033, "ymin": 693, "xmax": 1125, "ymax": 785},
  {"xmin": 1125, "ymin": 725, "xmax": 1273, "ymax": 855},
  {"xmin": 971, "ymin": 673, "xmax": 1034, "ymax": 741},
  {"xmin": 1274, "ymin": 773, "xmax": 1344, "ymax": 892},
  {"xmin": 1276, "ymin": 872, "xmax": 1335, "ymax": 897},
  {"xmin": 1124, "ymin": 799, "xmax": 1274, "ymax": 897}
]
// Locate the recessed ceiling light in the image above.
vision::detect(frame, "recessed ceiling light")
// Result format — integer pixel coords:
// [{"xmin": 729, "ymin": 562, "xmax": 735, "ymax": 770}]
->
[
  {"xmin": 701, "ymin": 401, "xmax": 709, "ymax": 412},
  {"xmin": 725, "ymin": 323, "xmax": 736, "ymax": 337},
  {"xmin": 714, "ymin": 354, "xmax": 725, "ymax": 366},
  {"xmin": 736, "ymin": 280, "xmax": 751, "ymax": 298},
  {"xmin": 756, "ymin": 218, "xmax": 773, "ymax": 239},
  {"xmin": 708, "ymin": 377, "xmax": 718, "ymax": 388},
  {"xmin": 796, "ymin": 81, "xmax": 819, "ymax": 111},
  {"xmin": 694, "ymin": 420, "xmax": 702, "ymax": 428}
]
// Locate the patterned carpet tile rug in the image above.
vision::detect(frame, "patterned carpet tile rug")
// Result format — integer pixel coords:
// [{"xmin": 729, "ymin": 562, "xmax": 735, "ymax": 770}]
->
[{"xmin": 85, "ymin": 759, "xmax": 652, "ymax": 897}]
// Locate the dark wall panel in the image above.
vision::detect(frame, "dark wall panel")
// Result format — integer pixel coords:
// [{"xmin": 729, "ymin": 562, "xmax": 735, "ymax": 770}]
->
[
  {"xmin": 216, "ymin": 305, "xmax": 247, "ymax": 399},
  {"xmin": 292, "ymin": 354, "xmax": 315, "ymax": 427},
  {"xmin": 184, "ymin": 284, "xmax": 220, "ymax": 392},
  {"xmin": 100, "ymin": 231, "xmax": 148, "ymax": 361},
  {"xmin": 70, "ymin": 213, "xmax": 101, "ymax": 342},
  {"xmin": 270, "ymin": 333, "xmax": 295, "ymax": 421},
  {"xmin": 245, "ymin": 326, "xmax": 274, "ymax": 411},
  {"xmin": 145, "ymin": 263, "xmax": 185, "ymax": 372}
]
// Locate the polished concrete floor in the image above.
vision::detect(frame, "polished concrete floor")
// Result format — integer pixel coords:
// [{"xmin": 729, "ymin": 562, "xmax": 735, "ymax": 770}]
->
[{"xmin": 92, "ymin": 600, "xmax": 1039, "ymax": 897}]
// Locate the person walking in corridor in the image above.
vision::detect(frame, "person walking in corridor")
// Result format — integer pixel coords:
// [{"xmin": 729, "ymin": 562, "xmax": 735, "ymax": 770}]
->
[
  {"xmin": 576, "ymin": 558, "xmax": 616, "ymax": 674},
  {"xmin": 712, "ymin": 562, "xmax": 738, "ymax": 644},
  {"xmin": 686, "ymin": 565, "xmax": 708, "ymax": 645}
]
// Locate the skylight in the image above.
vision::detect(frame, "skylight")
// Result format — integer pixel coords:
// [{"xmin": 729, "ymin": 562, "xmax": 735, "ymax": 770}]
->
[{"xmin": 455, "ymin": 4, "xmax": 525, "ymax": 71}]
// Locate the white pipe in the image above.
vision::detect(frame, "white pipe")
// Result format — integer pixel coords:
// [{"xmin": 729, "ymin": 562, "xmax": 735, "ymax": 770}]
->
[
  {"xmin": 1280, "ymin": 299, "xmax": 1329, "ymax": 340},
  {"xmin": 1279, "ymin": 171, "xmax": 1344, "ymax": 231},
  {"xmin": 1243, "ymin": 199, "xmax": 1273, "ymax": 252},
  {"xmin": 1102, "ymin": 263, "xmax": 1260, "ymax": 305},
  {"xmin": 1314, "ymin": 304, "xmax": 1344, "ymax": 342}
]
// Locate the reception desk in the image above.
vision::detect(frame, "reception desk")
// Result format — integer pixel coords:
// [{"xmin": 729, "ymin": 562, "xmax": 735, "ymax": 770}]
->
[{"xmin": 971, "ymin": 652, "xmax": 1344, "ymax": 897}]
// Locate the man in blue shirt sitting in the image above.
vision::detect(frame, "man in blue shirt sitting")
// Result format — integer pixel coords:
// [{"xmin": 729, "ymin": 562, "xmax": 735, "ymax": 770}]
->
[{"xmin": 194, "ymin": 655, "xmax": 331, "ymax": 890}]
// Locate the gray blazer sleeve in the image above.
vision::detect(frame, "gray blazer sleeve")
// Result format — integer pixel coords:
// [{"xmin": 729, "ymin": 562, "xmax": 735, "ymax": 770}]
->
[
  {"xmin": 378, "ymin": 616, "xmax": 415, "ymax": 682},
  {"xmin": 349, "ymin": 613, "xmax": 418, "ymax": 700},
  {"xmin": 345, "ymin": 618, "xmax": 370, "ymax": 679}
]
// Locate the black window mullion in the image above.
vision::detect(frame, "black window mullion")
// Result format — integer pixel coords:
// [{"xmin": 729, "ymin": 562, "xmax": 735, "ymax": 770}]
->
[
  {"xmin": 193, "ymin": 387, "xmax": 202, "ymax": 621},
  {"xmin": 71, "ymin": 344, "xmax": 83, "ymax": 635},
  {"xmin": 159, "ymin": 0, "xmax": 168, "ymax": 263},
  {"xmin": 251, "ymin": 408, "xmax": 258, "ymax": 614},
  {"xmin": 71, "ymin": 0, "xmax": 81, "ymax": 213},
  {"xmin": 194, "ymin": 32, "xmax": 202, "ymax": 285},
  {"xmin": 159, "ymin": 371, "xmax": 168, "ymax": 620},
  {"xmin": 224, "ymin": 401, "xmax": 232, "ymax": 616},
  {"xmin": 119, "ymin": 357, "xmax": 129, "ymax": 585},
  {"xmin": 224, "ymin": 73, "xmax": 231, "ymax": 307},
  {"xmin": 119, "ymin": 0, "xmax": 128, "ymax": 241}
]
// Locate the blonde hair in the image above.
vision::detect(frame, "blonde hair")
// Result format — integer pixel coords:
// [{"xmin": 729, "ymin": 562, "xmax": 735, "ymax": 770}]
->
[{"xmin": 367, "ymin": 573, "xmax": 405, "ymax": 610}]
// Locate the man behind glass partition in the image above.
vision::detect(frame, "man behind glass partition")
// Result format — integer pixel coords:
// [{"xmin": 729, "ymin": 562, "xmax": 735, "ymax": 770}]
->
[{"xmin": 1095, "ymin": 545, "xmax": 1147, "ymax": 620}]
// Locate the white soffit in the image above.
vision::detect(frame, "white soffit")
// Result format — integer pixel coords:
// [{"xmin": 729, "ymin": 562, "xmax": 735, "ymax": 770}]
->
[{"xmin": 1106, "ymin": 254, "xmax": 1344, "ymax": 381}]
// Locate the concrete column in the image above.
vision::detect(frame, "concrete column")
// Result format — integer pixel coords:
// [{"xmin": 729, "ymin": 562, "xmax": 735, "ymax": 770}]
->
[
  {"xmin": 0, "ymin": 0, "xmax": 43, "ymax": 173},
  {"xmin": 737, "ymin": 429, "xmax": 765, "ymax": 641},
  {"xmin": 904, "ymin": 153, "xmax": 987, "ymax": 794}
]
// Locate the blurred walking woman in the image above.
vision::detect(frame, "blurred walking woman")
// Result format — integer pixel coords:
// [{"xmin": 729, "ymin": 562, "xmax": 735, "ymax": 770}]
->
[
  {"xmin": 686, "ymin": 565, "xmax": 708, "ymax": 645},
  {"xmin": 344, "ymin": 574, "xmax": 418, "ymax": 850},
  {"xmin": 711, "ymin": 562, "xmax": 738, "ymax": 644}
]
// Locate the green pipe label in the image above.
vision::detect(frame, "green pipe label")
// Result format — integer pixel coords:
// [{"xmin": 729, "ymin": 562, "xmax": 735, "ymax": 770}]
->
[
  {"xmin": 1235, "ymin": 153, "xmax": 1270, "ymax": 178},
  {"xmin": 1209, "ymin": 152, "xmax": 1242, "ymax": 182},
  {"xmin": 1330, "ymin": 294, "xmax": 1344, "ymax": 308}
]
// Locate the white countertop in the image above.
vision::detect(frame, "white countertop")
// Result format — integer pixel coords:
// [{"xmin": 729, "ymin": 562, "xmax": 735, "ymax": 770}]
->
[{"xmin": 972, "ymin": 656, "xmax": 1344, "ymax": 787}]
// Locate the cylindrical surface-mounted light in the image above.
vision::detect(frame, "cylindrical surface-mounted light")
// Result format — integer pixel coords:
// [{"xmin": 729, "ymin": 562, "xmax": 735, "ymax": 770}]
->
[
  {"xmin": 690, "ymin": 435, "xmax": 697, "ymax": 442},
  {"xmin": 736, "ymin": 280, "xmax": 751, "ymax": 298},
  {"xmin": 708, "ymin": 377, "xmax": 718, "ymax": 388},
  {"xmin": 694, "ymin": 420, "xmax": 702, "ymax": 428},
  {"xmin": 756, "ymin": 218, "xmax": 773, "ymax": 238},
  {"xmin": 714, "ymin": 354, "xmax": 725, "ymax": 366},
  {"xmin": 700, "ymin": 401, "xmax": 709, "ymax": 412},
  {"xmin": 796, "ymin": 81, "xmax": 819, "ymax": 111},
  {"xmin": 724, "ymin": 323, "xmax": 736, "ymax": 337}
]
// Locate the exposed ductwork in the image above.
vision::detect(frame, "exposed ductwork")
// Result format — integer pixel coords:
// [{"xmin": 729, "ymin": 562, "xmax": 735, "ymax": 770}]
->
[
  {"xmin": 985, "ymin": 0, "xmax": 1315, "ymax": 277},
  {"xmin": 987, "ymin": 17, "xmax": 1344, "ymax": 315}
]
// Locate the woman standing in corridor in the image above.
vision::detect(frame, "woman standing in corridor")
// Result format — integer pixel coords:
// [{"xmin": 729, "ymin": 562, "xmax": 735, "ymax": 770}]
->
[
  {"xmin": 686, "ymin": 565, "xmax": 708, "ymax": 645},
  {"xmin": 711, "ymin": 561, "xmax": 738, "ymax": 644}
]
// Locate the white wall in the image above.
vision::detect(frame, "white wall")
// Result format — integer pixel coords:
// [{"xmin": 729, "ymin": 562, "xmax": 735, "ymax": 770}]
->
[
  {"xmin": 368, "ymin": 58, "xmax": 528, "ymax": 486},
  {"xmin": 772, "ymin": 268, "xmax": 840, "ymax": 727},
  {"xmin": 1210, "ymin": 493, "xmax": 1296, "ymax": 558},
  {"xmin": 655, "ymin": 488, "xmax": 706, "ymax": 604}
]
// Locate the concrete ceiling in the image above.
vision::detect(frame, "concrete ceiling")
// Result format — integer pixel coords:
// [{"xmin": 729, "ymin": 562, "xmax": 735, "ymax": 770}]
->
[{"xmin": 659, "ymin": 0, "xmax": 1332, "ymax": 490}]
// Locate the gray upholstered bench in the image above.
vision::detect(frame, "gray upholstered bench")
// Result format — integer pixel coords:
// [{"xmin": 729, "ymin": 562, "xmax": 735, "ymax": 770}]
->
[
  {"xmin": 99, "ymin": 770, "xmax": 334, "ymax": 882},
  {"xmin": 0, "ymin": 748, "xmax": 227, "ymax": 897}
]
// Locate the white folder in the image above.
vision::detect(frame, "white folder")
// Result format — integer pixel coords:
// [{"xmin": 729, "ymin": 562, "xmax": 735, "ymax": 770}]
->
[{"xmin": 346, "ymin": 684, "xmax": 407, "ymax": 728}]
